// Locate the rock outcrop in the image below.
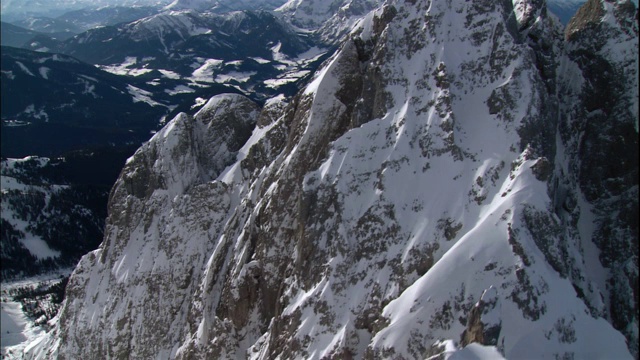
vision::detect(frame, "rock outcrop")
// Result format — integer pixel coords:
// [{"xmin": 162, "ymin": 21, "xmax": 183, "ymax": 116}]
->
[{"xmin": 558, "ymin": 0, "xmax": 639, "ymax": 355}]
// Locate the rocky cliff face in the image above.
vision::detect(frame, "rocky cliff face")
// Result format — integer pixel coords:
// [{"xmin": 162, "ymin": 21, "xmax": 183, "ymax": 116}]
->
[
  {"xmin": 24, "ymin": 0, "xmax": 637, "ymax": 359},
  {"xmin": 559, "ymin": 0, "xmax": 639, "ymax": 355}
]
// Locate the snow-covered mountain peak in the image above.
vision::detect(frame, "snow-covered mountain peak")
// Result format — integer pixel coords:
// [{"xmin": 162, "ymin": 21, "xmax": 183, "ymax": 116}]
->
[
  {"xmin": 118, "ymin": 93, "xmax": 259, "ymax": 200},
  {"xmin": 163, "ymin": 0, "xmax": 288, "ymax": 12},
  {"xmin": 163, "ymin": 0, "xmax": 215, "ymax": 11},
  {"xmin": 126, "ymin": 10, "xmax": 210, "ymax": 40},
  {"xmin": 277, "ymin": 0, "xmax": 383, "ymax": 42},
  {"xmin": 17, "ymin": 0, "xmax": 638, "ymax": 358}
]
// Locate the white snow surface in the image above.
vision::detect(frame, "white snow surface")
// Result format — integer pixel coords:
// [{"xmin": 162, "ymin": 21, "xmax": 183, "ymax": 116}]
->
[
  {"xmin": 1, "ymin": 301, "xmax": 31, "ymax": 350},
  {"xmin": 277, "ymin": 0, "xmax": 377, "ymax": 30},
  {"xmin": 37, "ymin": 67, "xmax": 50, "ymax": 80},
  {"xmin": 127, "ymin": 84, "xmax": 164, "ymax": 106},
  {"xmin": 99, "ymin": 57, "xmax": 154, "ymax": 77},
  {"xmin": 158, "ymin": 69, "xmax": 181, "ymax": 79},
  {"xmin": 447, "ymin": 343, "xmax": 506, "ymax": 360},
  {"xmin": 15, "ymin": 62, "xmax": 35, "ymax": 77},
  {"xmin": 164, "ymin": 84, "xmax": 195, "ymax": 95},
  {"xmin": 215, "ymin": 71, "xmax": 256, "ymax": 83},
  {"xmin": 188, "ymin": 58, "xmax": 223, "ymax": 82},
  {"xmin": 1, "ymin": 269, "xmax": 73, "ymax": 358}
]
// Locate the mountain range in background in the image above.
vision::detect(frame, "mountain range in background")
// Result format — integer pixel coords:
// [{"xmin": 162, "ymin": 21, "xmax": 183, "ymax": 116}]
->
[
  {"xmin": 0, "ymin": 0, "xmax": 170, "ymax": 22},
  {"xmin": 0, "ymin": 46, "xmax": 170, "ymax": 157},
  {"xmin": 0, "ymin": 0, "xmax": 599, "ymax": 29}
]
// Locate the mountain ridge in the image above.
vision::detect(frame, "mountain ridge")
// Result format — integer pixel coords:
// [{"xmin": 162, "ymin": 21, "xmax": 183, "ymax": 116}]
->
[{"xmin": 14, "ymin": 0, "xmax": 639, "ymax": 358}]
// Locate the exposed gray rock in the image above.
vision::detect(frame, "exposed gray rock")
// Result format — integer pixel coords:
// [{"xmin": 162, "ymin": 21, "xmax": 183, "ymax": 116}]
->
[
  {"xmin": 461, "ymin": 286, "xmax": 501, "ymax": 347},
  {"xmin": 556, "ymin": 0, "xmax": 638, "ymax": 355}
]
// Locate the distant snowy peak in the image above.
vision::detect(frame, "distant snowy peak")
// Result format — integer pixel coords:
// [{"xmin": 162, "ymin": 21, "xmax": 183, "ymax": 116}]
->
[
  {"xmin": 164, "ymin": 0, "xmax": 286, "ymax": 13},
  {"xmin": 127, "ymin": 10, "xmax": 211, "ymax": 39},
  {"xmin": 275, "ymin": 0, "xmax": 332, "ymax": 26},
  {"xmin": 0, "ymin": 0, "xmax": 171, "ymax": 21},
  {"xmin": 163, "ymin": 0, "xmax": 286, "ymax": 12},
  {"xmin": 163, "ymin": 0, "xmax": 215, "ymax": 11},
  {"xmin": 276, "ymin": 0, "xmax": 383, "ymax": 42},
  {"xmin": 209, "ymin": 0, "xmax": 287, "ymax": 13}
]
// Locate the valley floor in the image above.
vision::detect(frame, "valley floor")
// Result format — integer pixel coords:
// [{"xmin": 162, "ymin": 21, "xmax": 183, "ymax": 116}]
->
[
  {"xmin": 1, "ymin": 300, "xmax": 35, "ymax": 355},
  {"xmin": 1, "ymin": 268, "xmax": 73, "ymax": 358}
]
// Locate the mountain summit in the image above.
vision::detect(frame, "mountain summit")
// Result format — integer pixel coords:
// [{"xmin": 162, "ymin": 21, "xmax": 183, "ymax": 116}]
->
[
  {"xmin": 276, "ymin": 0, "xmax": 383, "ymax": 42},
  {"xmin": 163, "ymin": 0, "xmax": 215, "ymax": 11},
  {"xmin": 20, "ymin": 0, "xmax": 638, "ymax": 358},
  {"xmin": 164, "ymin": 0, "xmax": 288, "ymax": 12}
]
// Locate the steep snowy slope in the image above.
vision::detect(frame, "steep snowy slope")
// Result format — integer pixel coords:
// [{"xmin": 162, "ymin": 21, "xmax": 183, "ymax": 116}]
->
[{"xmin": 21, "ymin": 0, "xmax": 637, "ymax": 359}]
